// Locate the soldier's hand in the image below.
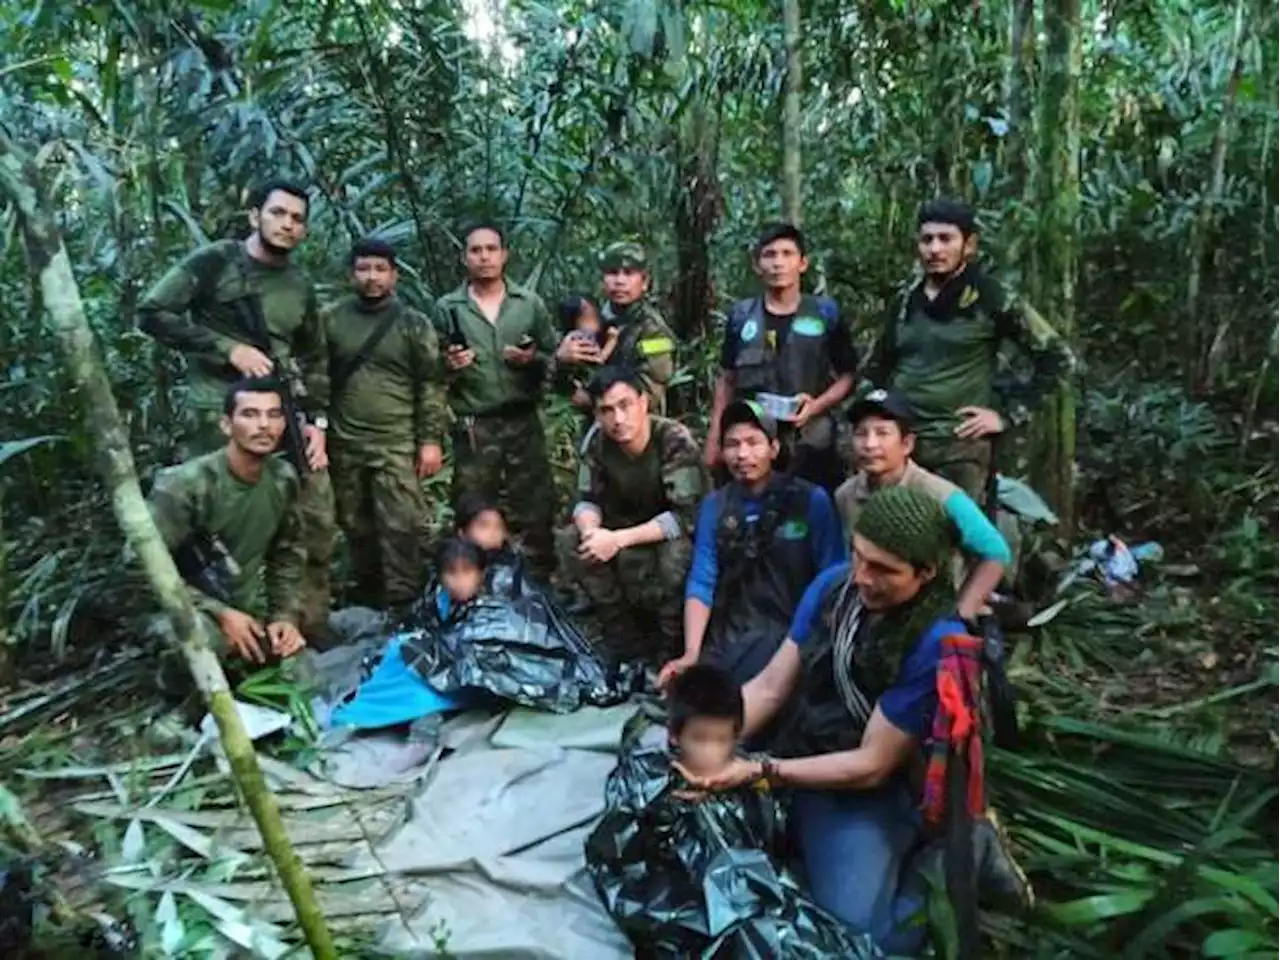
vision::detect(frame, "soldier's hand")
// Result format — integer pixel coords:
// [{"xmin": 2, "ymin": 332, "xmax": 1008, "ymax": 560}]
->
[
  {"xmin": 657, "ymin": 653, "xmax": 697, "ymax": 691},
  {"xmin": 267, "ymin": 621, "xmax": 307, "ymax": 658},
  {"xmin": 955, "ymin": 406, "xmax": 1005, "ymax": 439},
  {"xmin": 578, "ymin": 527, "xmax": 622, "ymax": 564},
  {"xmin": 502, "ymin": 343, "xmax": 537, "ymax": 366},
  {"xmin": 416, "ymin": 443, "xmax": 444, "ymax": 478},
  {"xmin": 445, "ymin": 345, "xmax": 476, "ymax": 371},
  {"xmin": 228, "ymin": 344, "xmax": 274, "ymax": 377},
  {"xmin": 792, "ymin": 393, "xmax": 817, "ymax": 429},
  {"xmin": 217, "ymin": 609, "xmax": 267, "ymax": 663},
  {"xmin": 303, "ymin": 424, "xmax": 329, "ymax": 471},
  {"xmin": 556, "ymin": 333, "xmax": 600, "ymax": 365}
]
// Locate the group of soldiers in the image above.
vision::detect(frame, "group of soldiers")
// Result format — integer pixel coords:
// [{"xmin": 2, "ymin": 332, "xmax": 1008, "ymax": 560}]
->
[{"xmin": 137, "ymin": 178, "xmax": 1071, "ymax": 671}]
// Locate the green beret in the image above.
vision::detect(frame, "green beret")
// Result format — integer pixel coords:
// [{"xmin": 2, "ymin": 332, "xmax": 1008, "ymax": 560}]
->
[
  {"xmin": 600, "ymin": 241, "xmax": 648, "ymax": 271},
  {"xmin": 853, "ymin": 486, "xmax": 953, "ymax": 569}
]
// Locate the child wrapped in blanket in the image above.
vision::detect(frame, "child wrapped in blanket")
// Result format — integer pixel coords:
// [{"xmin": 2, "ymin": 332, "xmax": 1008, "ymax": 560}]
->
[{"xmin": 585, "ymin": 664, "xmax": 881, "ymax": 958}]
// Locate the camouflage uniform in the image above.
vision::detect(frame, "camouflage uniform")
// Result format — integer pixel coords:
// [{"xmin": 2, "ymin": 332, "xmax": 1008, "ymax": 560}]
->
[
  {"xmin": 139, "ymin": 240, "xmax": 336, "ymax": 635},
  {"xmin": 147, "ymin": 448, "xmax": 306, "ymax": 659},
  {"xmin": 556, "ymin": 416, "xmax": 707, "ymax": 668},
  {"xmin": 599, "ymin": 242, "xmax": 678, "ymax": 415},
  {"xmin": 435, "ymin": 280, "xmax": 560, "ymax": 581},
  {"xmin": 868, "ymin": 266, "xmax": 1073, "ymax": 501},
  {"xmin": 325, "ymin": 294, "xmax": 448, "ymax": 609}
]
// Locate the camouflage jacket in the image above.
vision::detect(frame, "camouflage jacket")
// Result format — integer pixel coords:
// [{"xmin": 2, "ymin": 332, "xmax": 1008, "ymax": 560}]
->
[
  {"xmin": 601, "ymin": 298, "xmax": 678, "ymax": 415},
  {"xmin": 323, "ymin": 294, "xmax": 448, "ymax": 455},
  {"xmin": 868, "ymin": 266, "xmax": 1074, "ymax": 440},
  {"xmin": 138, "ymin": 239, "xmax": 328, "ymax": 415},
  {"xmin": 148, "ymin": 449, "xmax": 306, "ymax": 624},
  {"xmin": 576, "ymin": 416, "xmax": 707, "ymax": 533}
]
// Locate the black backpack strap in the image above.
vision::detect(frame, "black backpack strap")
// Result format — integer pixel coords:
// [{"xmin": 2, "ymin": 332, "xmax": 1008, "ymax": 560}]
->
[{"xmin": 331, "ymin": 305, "xmax": 402, "ymax": 396}]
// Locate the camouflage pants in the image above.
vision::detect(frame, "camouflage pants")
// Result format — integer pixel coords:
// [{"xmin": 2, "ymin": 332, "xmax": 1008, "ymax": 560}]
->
[
  {"xmin": 555, "ymin": 525, "xmax": 690, "ymax": 669},
  {"xmin": 183, "ymin": 406, "xmax": 336, "ymax": 636},
  {"xmin": 913, "ymin": 435, "xmax": 993, "ymax": 504},
  {"xmin": 452, "ymin": 408, "xmax": 555, "ymax": 581},
  {"xmin": 331, "ymin": 445, "xmax": 426, "ymax": 610}
]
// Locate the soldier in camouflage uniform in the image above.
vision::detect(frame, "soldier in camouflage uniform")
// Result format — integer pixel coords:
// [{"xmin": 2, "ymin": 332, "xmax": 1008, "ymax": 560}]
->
[
  {"xmin": 435, "ymin": 222, "xmax": 560, "ymax": 582},
  {"xmin": 138, "ymin": 180, "xmax": 336, "ymax": 637},
  {"xmin": 324, "ymin": 238, "xmax": 448, "ymax": 611},
  {"xmin": 555, "ymin": 367, "xmax": 707, "ymax": 668},
  {"xmin": 556, "ymin": 242, "xmax": 677, "ymax": 415},
  {"xmin": 148, "ymin": 379, "xmax": 308, "ymax": 665},
  {"xmin": 867, "ymin": 198, "xmax": 1074, "ymax": 501}
]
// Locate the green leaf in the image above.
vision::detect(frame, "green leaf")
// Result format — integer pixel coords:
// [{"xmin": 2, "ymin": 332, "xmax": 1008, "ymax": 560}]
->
[
  {"xmin": 1202, "ymin": 929, "xmax": 1273, "ymax": 957},
  {"xmin": 1044, "ymin": 890, "xmax": 1155, "ymax": 925}
]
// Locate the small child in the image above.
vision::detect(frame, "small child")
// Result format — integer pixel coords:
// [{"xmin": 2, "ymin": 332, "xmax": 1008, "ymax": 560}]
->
[
  {"xmin": 667, "ymin": 663, "xmax": 746, "ymax": 780},
  {"xmin": 434, "ymin": 536, "xmax": 486, "ymax": 620},
  {"xmin": 557, "ymin": 294, "xmax": 619, "ymax": 411},
  {"xmin": 454, "ymin": 491, "xmax": 510, "ymax": 557}
]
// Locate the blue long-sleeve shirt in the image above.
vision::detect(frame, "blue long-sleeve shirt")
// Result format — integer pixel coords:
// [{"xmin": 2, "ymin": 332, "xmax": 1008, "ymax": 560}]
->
[{"xmin": 685, "ymin": 482, "xmax": 848, "ymax": 607}]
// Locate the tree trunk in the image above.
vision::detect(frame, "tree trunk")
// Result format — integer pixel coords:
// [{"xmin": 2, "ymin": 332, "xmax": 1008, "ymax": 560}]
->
[
  {"xmin": 1190, "ymin": 0, "xmax": 1249, "ymax": 391},
  {"xmin": 673, "ymin": 89, "xmax": 723, "ymax": 348},
  {"xmin": 0, "ymin": 131, "xmax": 338, "ymax": 960},
  {"xmin": 1031, "ymin": 0, "xmax": 1081, "ymax": 534},
  {"xmin": 1004, "ymin": 0, "xmax": 1037, "ymax": 267},
  {"xmin": 781, "ymin": 0, "xmax": 803, "ymax": 225}
]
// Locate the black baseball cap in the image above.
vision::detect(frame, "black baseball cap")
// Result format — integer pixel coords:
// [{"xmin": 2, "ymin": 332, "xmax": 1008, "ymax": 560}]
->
[
  {"xmin": 848, "ymin": 388, "xmax": 916, "ymax": 429},
  {"xmin": 720, "ymin": 399, "xmax": 778, "ymax": 441}
]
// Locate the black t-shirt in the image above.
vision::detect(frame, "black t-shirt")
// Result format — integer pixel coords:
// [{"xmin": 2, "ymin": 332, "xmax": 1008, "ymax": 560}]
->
[{"xmin": 720, "ymin": 303, "xmax": 859, "ymax": 376}]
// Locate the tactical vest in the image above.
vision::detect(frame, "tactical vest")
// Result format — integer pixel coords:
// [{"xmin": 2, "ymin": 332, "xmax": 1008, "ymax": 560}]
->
[
  {"xmin": 729, "ymin": 295, "xmax": 838, "ymax": 448},
  {"xmin": 705, "ymin": 474, "xmax": 818, "ymax": 682}
]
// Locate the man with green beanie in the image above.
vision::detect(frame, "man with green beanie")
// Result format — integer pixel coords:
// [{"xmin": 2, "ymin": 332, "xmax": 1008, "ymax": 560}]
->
[
  {"xmin": 556, "ymin": 241, "xmax": 677, "ymax": 414},
  {"xmin": 868, "ymin": 197, "xmax": 1072, "ymax": 501},
  {"xmin": 675, "ymin": 485, "xmax": 1032, "ymax": 956}
]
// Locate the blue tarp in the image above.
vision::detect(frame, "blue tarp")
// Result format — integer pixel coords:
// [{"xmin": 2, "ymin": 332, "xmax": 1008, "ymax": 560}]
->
[{"xmin": 329, "ymin": 635, "xmax": 473, "ymax": 730}]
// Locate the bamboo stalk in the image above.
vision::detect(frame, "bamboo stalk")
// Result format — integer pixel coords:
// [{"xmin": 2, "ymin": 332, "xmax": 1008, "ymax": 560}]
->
[{"xmin": 0, "ymin": 130, "xmax": 338, "ymax": 960}]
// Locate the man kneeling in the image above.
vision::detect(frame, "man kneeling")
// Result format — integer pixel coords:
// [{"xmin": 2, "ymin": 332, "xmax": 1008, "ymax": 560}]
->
[
  {"xmin": 556, "ymin": 367, "xmax": 707, "ymax": 668},
  {"xmin": 149, "ymin": 378, "xmax": 308, "ymax": 665}
]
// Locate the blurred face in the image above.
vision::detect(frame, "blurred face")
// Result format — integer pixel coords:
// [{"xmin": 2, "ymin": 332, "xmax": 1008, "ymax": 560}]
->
[
  {"xmin": 464, "ymin": 228, "xmax": 508, "ymax": 282},
  {"xmin": 574, "ymin": 301, "xmax": 602, "ymax": 336},
  {"xmin": 352, "ymin": 255, "xmax": 397, "ymax": 301},
  {"xmin": 852, "ymin": 534, "xmax": 935, "ymax": 611},
  {"xmin": 602, "ymin": 266, "xmax": 648, "ymax": 307},
  {"xmin": 595, "ymin": 382, "xmax": 649, "ymax": 447},
  {"xmin": 722, "ymin": 422, "xmax": 778, "ymax": 486},
  {"xmin": 917, "ymin": 221, "xmax": 976, "ymax": 278},
  {"xmin": 221, "ymin": 390, "xmax": 285, "ymax": 457},
  {"xmin": 752, "ymin": 238, "xmax": 808, "ymax": 291},
  {"xmin": 462, "ymin": 509, "xmax": 507, "ymax": 552},
  {"xmin": 441, "ymin": 562, "xmax": 484, "ymax": 605},
  {"xmin": 853, "ymin": 416, "xmax": 914, "ymax": 478},
  {"xmin": 674, "ymin": 716, "xmax": 739, "ymax": 777},
  {"xmin": 249, "ymin": 189, "xmax": 309, "ymax": 255}
]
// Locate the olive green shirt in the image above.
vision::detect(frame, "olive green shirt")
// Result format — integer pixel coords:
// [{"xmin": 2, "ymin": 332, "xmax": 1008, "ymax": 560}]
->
[
  {"xmin": 323, "ymin": 294, "xmax": 448, "ymax": 455},
  {"xmin": 869, "ymin": 268, "xmax": 1072, "ymax": 442},
  {"xmin": 575, "ymin": 416, "xmax": 706, "ymax": 534},
  {"xmin": 148, "ymin": 449, "xmax": 306, "ymax": 623},
  {"xmin": 138, "ymin": 239, "xmax": 328, "ymax": 415},
  {"xmin": 433, "ymin": 281, "xmax": 559, "ymax": 416}
]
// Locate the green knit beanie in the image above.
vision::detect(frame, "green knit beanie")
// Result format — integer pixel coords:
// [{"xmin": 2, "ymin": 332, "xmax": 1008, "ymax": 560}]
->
[{"xmin": 853, "ymin": 486, "xmax": 954, "ymax": 570}]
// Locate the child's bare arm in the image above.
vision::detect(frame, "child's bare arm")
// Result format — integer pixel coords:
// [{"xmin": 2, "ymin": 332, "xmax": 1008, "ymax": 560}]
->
[{"xmin": 598, "ymin": 327, "xmax": 621, "ymax": 362}]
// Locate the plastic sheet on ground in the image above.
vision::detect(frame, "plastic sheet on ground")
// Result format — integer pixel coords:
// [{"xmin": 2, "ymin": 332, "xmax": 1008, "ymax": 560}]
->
[
  {"xmin": 303, "ymin": 703, "xmax": 641, "ymax": 956},
  {"xmin": 398, "ymin": 577, "xmax": 635, "ymax": 714},
  {"xmin": 585, "ymin": 734, "xmax": 883, "ymax": 959}
]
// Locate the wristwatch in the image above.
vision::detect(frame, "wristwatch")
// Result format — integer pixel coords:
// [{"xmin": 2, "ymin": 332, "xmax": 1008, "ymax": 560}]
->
[{"xmin": 312, "ymin": 414, "xmax": 329, "ymax": 431}]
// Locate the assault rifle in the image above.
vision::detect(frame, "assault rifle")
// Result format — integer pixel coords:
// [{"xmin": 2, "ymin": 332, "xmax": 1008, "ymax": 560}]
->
[
  {"xmin": 173, "ymin": 530, "xmax": 240, "ymax": 606},
  {"xmin": 980, "ymin": 434, "xmax": 1020, "ymax": 749}
]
